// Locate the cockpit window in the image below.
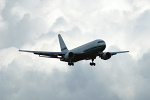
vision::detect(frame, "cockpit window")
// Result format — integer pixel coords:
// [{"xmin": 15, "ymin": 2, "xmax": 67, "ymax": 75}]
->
[{"xmin": 98, "ymin": 41, "xmax": 103, "ymax": 43}]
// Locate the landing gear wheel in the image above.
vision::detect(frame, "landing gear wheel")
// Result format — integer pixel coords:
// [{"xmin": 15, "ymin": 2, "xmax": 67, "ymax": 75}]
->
[
  {"xmin": 68, "ymin": 62, "xmax": 74, "ymax": 66},
  {"xmin": 90, "ymin": 62, "xmax": 96, "ymax": 66}
]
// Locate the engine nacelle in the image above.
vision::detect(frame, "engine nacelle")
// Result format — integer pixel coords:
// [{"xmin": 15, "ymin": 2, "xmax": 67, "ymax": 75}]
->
[
  {"xmin": 64, "ymin": 52, "xmax": 74, "ymax": 61},
  {"xmin": 100, "ymin": 52, "xmax": 111, "ymax": 60}
]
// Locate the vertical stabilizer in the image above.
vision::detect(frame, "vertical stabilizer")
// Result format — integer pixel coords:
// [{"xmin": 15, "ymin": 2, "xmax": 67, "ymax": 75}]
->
[{"xmin": 58, "ymin": 34, "xmax": 68, "ymax": 52}]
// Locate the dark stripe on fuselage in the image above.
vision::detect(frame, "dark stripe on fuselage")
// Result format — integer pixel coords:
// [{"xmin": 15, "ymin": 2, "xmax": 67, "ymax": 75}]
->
[
  {"xmin": 70, "ymin": 46, "xmax": 105, "ymax": 62},
  {"xmin": 83, "ymin": 46, "xmax": 104, "ymax": 54},
  {"xmin": 69, "ymin": 46, "xmax": 104, "ymax": 62}
]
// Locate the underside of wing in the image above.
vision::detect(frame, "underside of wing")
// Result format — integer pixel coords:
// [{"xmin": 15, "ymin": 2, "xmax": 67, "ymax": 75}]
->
[
  {"xmin": 19, "ymin": 50, "xmax": 66, "ymax": 58},
  {"xmin": 99, "ymin": 51, "xmax": 129, "ymax": 60}
]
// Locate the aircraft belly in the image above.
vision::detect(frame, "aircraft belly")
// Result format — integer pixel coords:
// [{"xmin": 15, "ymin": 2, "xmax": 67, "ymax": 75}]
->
[
  {"xmin": 71, "ymin": 46, "xmax": 105, "ymax": 62},
  {"xmin": 61, "ymin": 45, "xmax": 105, "ymax": 62}
]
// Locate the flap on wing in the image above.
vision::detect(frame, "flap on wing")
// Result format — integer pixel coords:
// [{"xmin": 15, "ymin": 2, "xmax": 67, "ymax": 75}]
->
[{"xmin": 19, "ymin": 50, "xmax": 66, "ymax": 56}]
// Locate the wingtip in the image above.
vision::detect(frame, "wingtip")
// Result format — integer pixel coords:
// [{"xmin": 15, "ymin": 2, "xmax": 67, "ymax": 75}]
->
[
  {"xmin": 123, "ymin": 51, "xmax": 129, "ymax": 52},
  {"xmin": 19, "ymin": 50, "xmax": 26, "ymax": 52}
]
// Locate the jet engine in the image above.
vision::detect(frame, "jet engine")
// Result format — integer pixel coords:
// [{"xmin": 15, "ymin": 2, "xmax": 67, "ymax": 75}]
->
[
  {"xmin": 100, "ymin": 52, "xmax": 111, "ymax": 60},
  {"xmin": 64, "ymin": 52, "xmax": 74, "ymax": 61}
]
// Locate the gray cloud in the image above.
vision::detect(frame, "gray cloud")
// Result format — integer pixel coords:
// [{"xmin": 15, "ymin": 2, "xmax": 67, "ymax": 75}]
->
[{"xmin": 0, "ymin": 51, "xmax": 150, "ymax": 100}]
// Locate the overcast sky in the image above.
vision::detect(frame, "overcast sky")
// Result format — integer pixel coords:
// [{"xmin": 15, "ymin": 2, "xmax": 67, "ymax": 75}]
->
[{"xmin": 0, "ymin": 0, "xmax": 150, "ymax": 100}]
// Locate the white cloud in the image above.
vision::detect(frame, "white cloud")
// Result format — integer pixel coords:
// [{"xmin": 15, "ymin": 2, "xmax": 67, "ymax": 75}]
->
[{"xmin": 0, "ymin": 47, "xmax": 19, "ymax": 67}]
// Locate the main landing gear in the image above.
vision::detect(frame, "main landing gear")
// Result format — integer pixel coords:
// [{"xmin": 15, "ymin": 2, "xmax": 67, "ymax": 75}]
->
[
  {"xmin": 90, "ymin": 62, "xmax": 96, "ymax": 66},
  {"xmin": 68, "ymin": 62, "xmax": 74, "ymax": 66},
  {"xmin": 90, "ymin": 59, "xmax": 96, "ymax": 66}
]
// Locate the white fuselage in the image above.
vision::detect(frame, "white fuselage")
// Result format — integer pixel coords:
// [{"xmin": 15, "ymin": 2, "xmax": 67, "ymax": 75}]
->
[{"xmin": 63, "ymin": 39, "xmax": 106, "ymax": 62}]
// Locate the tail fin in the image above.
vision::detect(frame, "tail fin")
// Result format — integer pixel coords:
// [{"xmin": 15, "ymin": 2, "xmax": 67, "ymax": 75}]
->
[{"xmin": 58, "ymin": 34, "xmax": 68, "ymax": 52}]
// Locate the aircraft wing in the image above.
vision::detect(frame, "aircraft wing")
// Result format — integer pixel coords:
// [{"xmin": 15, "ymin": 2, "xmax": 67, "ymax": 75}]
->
[
  {"xmin": 108, "ymin": 51, "xmax": 129, "ymax": 55},
  {"xmin": 19, "ymin": 50, "xmax": 66, "ymax": 58}
]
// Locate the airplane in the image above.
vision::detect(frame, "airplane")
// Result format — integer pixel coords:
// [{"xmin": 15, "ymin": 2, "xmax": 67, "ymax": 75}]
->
[{"xmin": 19, "ymin": 34, "xmax": 129, "ymax": 66}]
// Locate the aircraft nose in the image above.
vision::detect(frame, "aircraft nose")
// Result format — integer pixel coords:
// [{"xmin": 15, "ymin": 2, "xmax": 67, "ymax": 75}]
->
[{"xmin": 101, "ymin": 42, "xmax": 106, "ymax": 50}]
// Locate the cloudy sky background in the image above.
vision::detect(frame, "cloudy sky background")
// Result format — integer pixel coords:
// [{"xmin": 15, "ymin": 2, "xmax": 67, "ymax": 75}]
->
[{"xmin": 0, "ymin": 0, "xmax": 150, "ymax": 100}]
